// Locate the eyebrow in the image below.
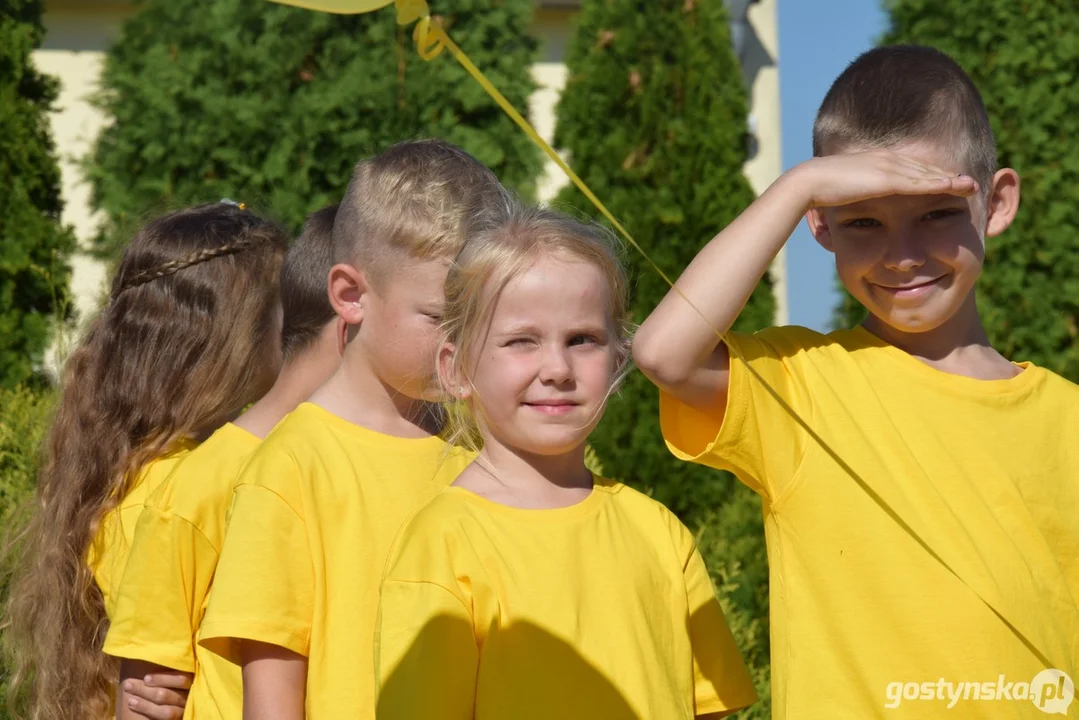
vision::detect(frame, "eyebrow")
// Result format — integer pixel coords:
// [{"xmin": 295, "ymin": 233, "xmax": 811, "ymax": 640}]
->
[{"xmin": 494, "ymin": 322, "xmax": 610, "ymax": 337}]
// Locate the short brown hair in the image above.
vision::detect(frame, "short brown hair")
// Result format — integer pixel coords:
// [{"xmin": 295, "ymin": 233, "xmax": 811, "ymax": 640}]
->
[
  {"xmin": 813, "ymin": 45, "xmax": 997, "ymax": 188},
  {"xmin": 332, "ymin": 138, "xmax": 508, "ymax": 286},
  {"xmin": 280, "ymin": 204, "xmax": 338, "ymax": 361}
]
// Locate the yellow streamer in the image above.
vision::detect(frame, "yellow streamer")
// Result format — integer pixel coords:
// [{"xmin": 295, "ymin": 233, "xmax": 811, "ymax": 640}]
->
[{"xmin": 266, "ymin": 0, "xmax": 393, "ymax": 13}]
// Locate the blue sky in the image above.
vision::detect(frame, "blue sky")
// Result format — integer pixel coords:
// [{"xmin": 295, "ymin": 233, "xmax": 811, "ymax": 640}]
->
[{"xmin": 777, "ymin": 0, "xmax": 887, "ymax": 330}]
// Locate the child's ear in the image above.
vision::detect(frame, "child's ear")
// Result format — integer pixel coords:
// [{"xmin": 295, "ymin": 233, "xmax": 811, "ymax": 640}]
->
[
  {"xmin": 438, "ymin": 343, "xmax": 470, "ymax": 400},
  {"xmin": 327, "ymin": 263, "xmax": 367, "ymax": 325},
  {"xmin": 805, "ymin": 209, "xmax": 835, "ymax": 252},
  {"xmin": 985, "ymin": 168, "xmax": 1021, "ymax": 238}
]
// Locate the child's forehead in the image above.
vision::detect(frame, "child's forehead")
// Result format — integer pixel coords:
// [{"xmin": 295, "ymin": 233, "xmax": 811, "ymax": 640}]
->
[{"xmin": 486, "ymin": 255, "xmax": 608, "ymax": 314}]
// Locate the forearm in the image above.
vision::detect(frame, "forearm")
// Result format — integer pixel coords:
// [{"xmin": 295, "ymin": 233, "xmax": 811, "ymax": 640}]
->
[{"xmin": 635, "ymin": 167, "xmax": 811, "ymax": 383}]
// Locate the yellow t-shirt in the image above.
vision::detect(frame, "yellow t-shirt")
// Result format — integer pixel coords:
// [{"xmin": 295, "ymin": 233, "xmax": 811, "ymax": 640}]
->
[
  {"xmin": 102, "ymin": 423, "xmax": 261, "ymax": 720},
  {"xmin": 198, "ymin": 403, "xmax": 473, "ymax": 718},
  {"xmin": 661, "ymin": 325, "xmax": 1079, "ymax": 720},
  {"xmin": 376, "ymin": 480, "xmax": 758, "ymax": 719},
  {"xmin": 89, "ymin": 441, "xmax": 197, "ymax": 617}
]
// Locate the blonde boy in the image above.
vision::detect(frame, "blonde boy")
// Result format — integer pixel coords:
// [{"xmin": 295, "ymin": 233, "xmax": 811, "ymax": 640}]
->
[
  {"xmin": 635, "ymin": 46, "xmax": 1079, "ymax": 718},
  {"xmin": 199, "ymin": 139, "xmax": 508, "ymax": 718}
]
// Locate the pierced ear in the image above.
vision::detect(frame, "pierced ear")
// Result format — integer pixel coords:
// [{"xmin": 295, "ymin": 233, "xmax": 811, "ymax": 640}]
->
[
  {"xmin": 985, "ymin": 168, "xmax": 1021, "ymax": 238},
  {"xmin": 805, "ymin": 209, "xmax": 835, "ymax": 252},
  {"xmin": 328, "ymin": 263, "xmax": 367, "ymax": 325},
  {"xmin": 438, "ymin": 343, "xmax": 470, "ymax": 400}
]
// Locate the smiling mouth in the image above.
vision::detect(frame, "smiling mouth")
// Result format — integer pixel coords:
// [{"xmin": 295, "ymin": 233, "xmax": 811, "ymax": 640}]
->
[
  {"xmin": 524, "ymin": 401, "xmax": 580, "ymax": 415},
  {"xmin": 873, "ymin": 276, "xmax": 946, "ymax": 296}
]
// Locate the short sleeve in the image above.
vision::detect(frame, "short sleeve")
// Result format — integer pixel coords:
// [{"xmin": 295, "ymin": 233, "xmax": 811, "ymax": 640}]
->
[
  {"xmin": 103, "ymin": 507, "xmax": 216, "ymax": 672},
  {"xmin": 660, "ymin": 327, "xmax": 815, "ymax": 500},
  {"xmin": 680, "ymin": 533, "xmax": 758, "ymax": 716},
  {"xmin": 198, "ymin": 473, "xmax": 314, "ymax": 661}
]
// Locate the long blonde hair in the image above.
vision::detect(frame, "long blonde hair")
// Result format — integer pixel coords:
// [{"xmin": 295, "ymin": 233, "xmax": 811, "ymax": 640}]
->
[
  {"xmin": 2, "ymin": 202, "xmax": 287, "ymax": 720},
  {"xmin": 439, "ymin": 204, "xmax": 631, "ymax": 453}
]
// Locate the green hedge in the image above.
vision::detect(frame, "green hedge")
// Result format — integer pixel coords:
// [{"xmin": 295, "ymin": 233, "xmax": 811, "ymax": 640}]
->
[
  {"xmin": 0, "ymin": 0, "xmax": 76, "ymax": 388},
  {"xmin": 86, "ymin": 0, "xmax": 544, "ymax": 260},
  {"xmin": 0, "ymin": 386, "xmax": 54, "ymax": 718}
]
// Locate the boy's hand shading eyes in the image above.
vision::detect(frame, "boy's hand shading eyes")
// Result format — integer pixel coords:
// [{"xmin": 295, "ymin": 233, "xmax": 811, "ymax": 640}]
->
[{"xmin": 799, "ymin": 150, "xmax": 980, "ymax": 210}]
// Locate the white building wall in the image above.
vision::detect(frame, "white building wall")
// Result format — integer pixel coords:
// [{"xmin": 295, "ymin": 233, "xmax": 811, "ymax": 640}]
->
[
  {"xmin": 33, "ymin": 4, "xmax": 130, "ymax": 353},
  {"xmin": 742, "ymin": 0, "xmax": 787, "ymax": 325}
]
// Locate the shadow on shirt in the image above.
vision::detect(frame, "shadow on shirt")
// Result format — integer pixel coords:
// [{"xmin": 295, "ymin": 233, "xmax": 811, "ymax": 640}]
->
[
  {"xmin": 377, "ymin": 614, "xmax": 641, "ymax": 719},
  {"xmin": 376, "ymin": 610, "xmax": 748, "ymax": 719}
]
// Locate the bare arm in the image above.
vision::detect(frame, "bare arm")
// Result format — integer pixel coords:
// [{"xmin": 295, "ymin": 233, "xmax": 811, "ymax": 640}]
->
[
  {"xmin": 633, "ymin": 168, "xmax": 811, "ymax": 417},
  {"xmin": 240, "ymin": 641, "xmax": 307, "ymax": 720},
  {"xmin": 633, "ymin": 152, "xmax": 977, "ymax": 420},
  {"xmin": 116, "ymin": 660, "xmax": 191, "ymax": 720}
]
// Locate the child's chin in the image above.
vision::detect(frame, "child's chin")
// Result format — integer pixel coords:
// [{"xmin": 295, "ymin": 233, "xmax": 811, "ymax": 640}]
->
[{"xmin": 517, "ymin": 434, "xmax": 590, "ymax": 458}]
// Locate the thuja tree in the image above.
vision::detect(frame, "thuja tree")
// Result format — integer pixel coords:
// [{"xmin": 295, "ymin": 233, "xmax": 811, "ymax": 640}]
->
[
  {"xmin": 0, "ymin": 0, "xmax": 75, "ymax": 387},
  {"xmin": 87, "ymin": 0, "xmax": 543, "ymax": 258}
]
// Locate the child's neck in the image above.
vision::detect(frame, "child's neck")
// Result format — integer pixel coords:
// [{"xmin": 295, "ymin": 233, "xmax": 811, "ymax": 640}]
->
[
  {"xmin": 235, "ymin": 345, "xmax": 339, "ymax": 440},
  {"xmin": 862, "ymin": 293, "xmax": 1020, "ymax": 381},
  {"xmin": 309, "ymin": 351, "xmax": 441, "ymax": 438},
  {"xmin": 455, "ymin": 440, "xmax": 593, "ymax": 510}
]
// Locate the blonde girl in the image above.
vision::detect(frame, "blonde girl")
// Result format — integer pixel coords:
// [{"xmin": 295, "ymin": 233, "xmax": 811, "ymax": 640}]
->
[
  {"xmin": 3, "ymin": 202, "xmax": 287, "ymax": 720},
  {"xmin": 375, "ymin": 205, "xmax": 758, "ymax": 719}
]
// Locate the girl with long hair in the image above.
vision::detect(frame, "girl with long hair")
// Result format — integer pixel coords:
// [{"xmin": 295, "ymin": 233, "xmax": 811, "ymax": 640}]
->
[{"xmin": 3, "ymin": 202, "xmax": 288, "ymax": 719}]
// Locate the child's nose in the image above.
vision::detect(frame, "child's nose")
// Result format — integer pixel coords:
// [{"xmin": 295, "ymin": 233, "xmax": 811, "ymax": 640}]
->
[
  {"xmin": 881, "ymin": 232, "xmax": 927, "ymax": 272},
  {"xmin": 539, "ymin": 346, "xmax": 572, "ymax": 384}
]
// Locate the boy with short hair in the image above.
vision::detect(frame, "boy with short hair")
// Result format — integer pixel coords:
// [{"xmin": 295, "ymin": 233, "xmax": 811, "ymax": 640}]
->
[
  {"xmin": 634, "ymin": 45, "xmax": 1079, "ymax": 718},
  {"xmin": 199, "ymin": 139, "xmax": 509, "ymax": 718},
  {"xmin": 105, "ymin": 203, "xmax": 346, "ymax": 720}
]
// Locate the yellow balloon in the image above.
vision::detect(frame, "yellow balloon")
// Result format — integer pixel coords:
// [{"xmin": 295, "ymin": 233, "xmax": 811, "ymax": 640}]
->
[{"xmin": 265, "ymin": 0, "xmax": 394, "ymax": 14}]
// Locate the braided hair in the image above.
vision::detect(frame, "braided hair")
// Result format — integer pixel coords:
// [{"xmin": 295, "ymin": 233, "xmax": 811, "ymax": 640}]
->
[
  {"xmin": 116, "ymin": 238, "xmax": 258, "ymax": 294},
  {"xmin": 3, "ymin": 201, "xmax": 288, "ymax": 720}
]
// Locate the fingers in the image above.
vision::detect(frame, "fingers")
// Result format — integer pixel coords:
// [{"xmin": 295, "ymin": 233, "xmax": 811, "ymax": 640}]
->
[
  {"xmin": 881, "ymin": 152, "xmax": 979, "ymax": 197},
  {"xmin": 126, "ymin": 694, "xmax": 185, "ymax": 720},
  {"xmin": 144, "ymin": 672, "xmax": 194, "ymax": 690},
  {"xmin": 122, "ymin": 678, "xmax": 189, "ymax": 718}
]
